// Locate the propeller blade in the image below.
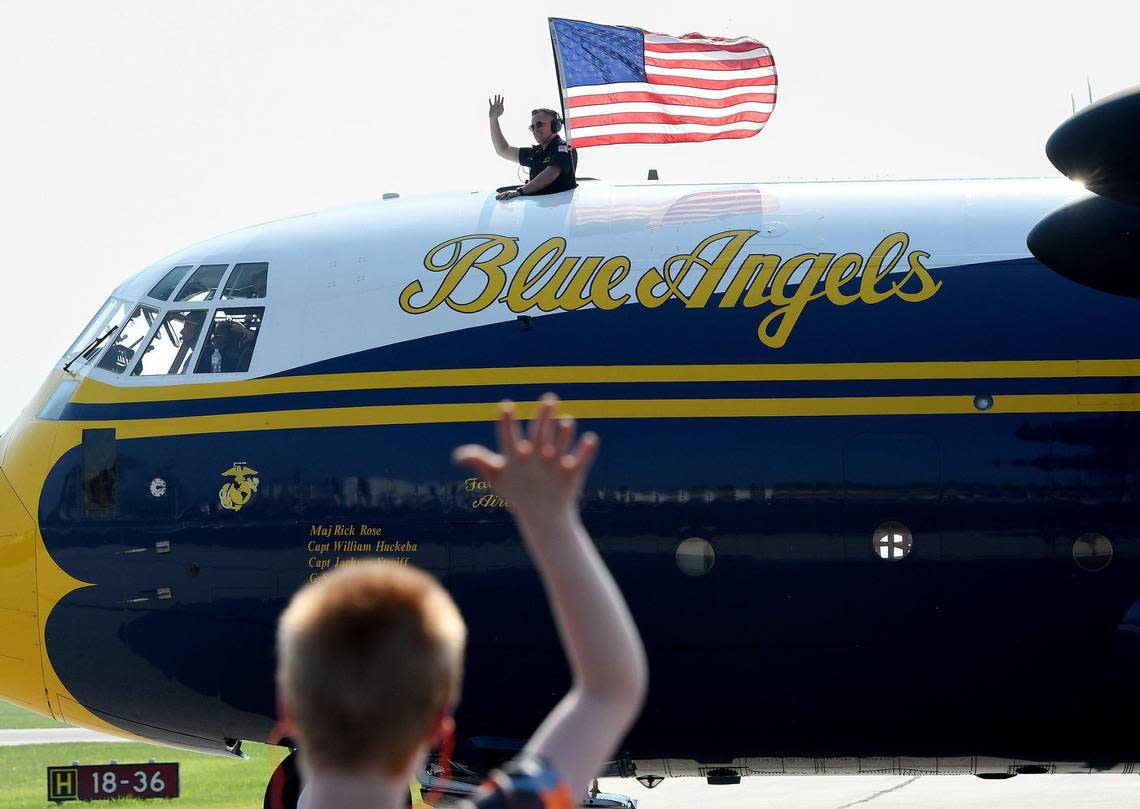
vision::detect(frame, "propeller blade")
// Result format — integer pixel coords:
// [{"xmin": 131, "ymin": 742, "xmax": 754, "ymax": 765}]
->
[
  {"xmin": 1045, "ymin": 84, "xmax": 1140, "ymax": 206},
  {"xmin": 1028, "ymin": 193, "xmax": 1140, "ymax": 298}
]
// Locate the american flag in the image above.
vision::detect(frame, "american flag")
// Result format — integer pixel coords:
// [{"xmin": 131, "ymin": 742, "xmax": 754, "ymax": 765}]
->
[{"xmin": 549, "ymin": 17, "xmax": 777, "ymax": 149}]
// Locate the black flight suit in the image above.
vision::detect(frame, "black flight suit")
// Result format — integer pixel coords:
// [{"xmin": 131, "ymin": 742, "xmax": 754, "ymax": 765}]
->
[{"xmin": 518, "ymin": 135, "xmax": 577, "ymax": 195}]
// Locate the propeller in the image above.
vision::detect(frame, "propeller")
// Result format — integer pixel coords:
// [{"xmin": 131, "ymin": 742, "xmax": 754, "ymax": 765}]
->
[
  {"xmin": 1028, "ymin": 84, "xmax": 1140, "ymax": 298},
  {"xmin": 1045, "ymin": 85, "xmax": 1140, "ymax": 206},
  {"xmin": 1027, "ymin": 194, "xmax": 1140, "ymax": 298}
]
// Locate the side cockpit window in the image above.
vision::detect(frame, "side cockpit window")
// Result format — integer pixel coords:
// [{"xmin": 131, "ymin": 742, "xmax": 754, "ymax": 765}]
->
[
  {"xmin": 62, "ymin": 298, "xmax": 131, "ymax": 370},
  {"xmin": 221, "ymin": 262, "xmax": 268, "ymax": 299},
  {"xmin": 132, "ymin": 310, "xmax": 208, "ymax": 376},
  {"xmin": 175, "ymin": 264, "xmax": 228, "ymax": 302},
  {"xmin": 96, "ymin": 304, "xmax": 159, "ymax": 374},
  {"xmin": 195, "ymin": 308, "xmax": 265, "ymax": 374},
  {"xmin": 148, "ymin": 265, "xmax": 193, "ymax": 300}
]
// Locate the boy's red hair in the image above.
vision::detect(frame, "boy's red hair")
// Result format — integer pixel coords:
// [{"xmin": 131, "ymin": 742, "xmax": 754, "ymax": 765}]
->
[{"xmin": 277, "ymin": 561, "xmax": 466, "ymax": 774}]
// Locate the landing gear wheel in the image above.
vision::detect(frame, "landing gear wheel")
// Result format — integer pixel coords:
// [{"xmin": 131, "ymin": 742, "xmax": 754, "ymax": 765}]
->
[{"xmin": 264, "ymin": 749, "xmax": 303, "ymax": 809}]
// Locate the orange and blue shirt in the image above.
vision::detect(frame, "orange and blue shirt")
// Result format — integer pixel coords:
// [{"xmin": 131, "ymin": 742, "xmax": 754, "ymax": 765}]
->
[{"xmin": 463, "ymin": 756, "xmax": 573, "ymax": 809}]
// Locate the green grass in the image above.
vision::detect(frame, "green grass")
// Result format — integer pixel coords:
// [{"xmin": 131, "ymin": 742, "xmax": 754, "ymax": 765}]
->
[
  {"xmin": 0, "ymin": 741, "xmax": 286, "ymax": 808},
  {"xmin": 0, "ymin": 702, "xmax": 287, "ymax": 806},
  {"xmin": 0, "ymin": 702, "xmax": 67, "ymax": 730}
]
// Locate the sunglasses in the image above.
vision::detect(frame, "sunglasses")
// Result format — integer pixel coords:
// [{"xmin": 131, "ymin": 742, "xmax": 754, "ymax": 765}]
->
[{"xmin": 528, "ymin": 121, "xmax": 547, "ymax": 131}]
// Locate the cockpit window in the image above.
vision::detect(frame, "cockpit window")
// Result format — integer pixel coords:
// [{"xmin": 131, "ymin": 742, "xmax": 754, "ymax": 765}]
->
[
  {"xmin": 132, "ymin": 310, "xmax": 208, "ymax": 376},
  {"xmin": 174, "ymin": 264, "xmax": 228, "ymax": 303},
  {"xmin": 221, "ymin": 262, "xmax": 268, "ymax": 300},
  {"xmin": 194, "ymin": 308, "xmax": 264, "ymax": 374},
  {"xmin": 148, "ymin": 265, "xmax": 194, "ymax": 301},
  {"xmin": 96, "ymin": 304, "xmax": 158, "ymax": 374},
  {"xmin": 62, "ymin": 298, "xmax": 131, "ymax": 369}
]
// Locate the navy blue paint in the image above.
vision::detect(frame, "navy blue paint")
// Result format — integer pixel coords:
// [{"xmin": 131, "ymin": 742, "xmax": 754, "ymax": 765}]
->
[
  {"xmin": 38, "ymin": 411, "xmax": 1140, "ymax": 763},
  {"xmin": 34, "ymin": 255, "xmax": 1140, "ymax": 766}
]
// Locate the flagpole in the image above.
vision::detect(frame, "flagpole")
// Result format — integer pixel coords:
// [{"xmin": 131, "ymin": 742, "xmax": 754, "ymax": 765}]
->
[{"xmin": 547, "ymin": 18, "xmax": 573, "ymax": 145}]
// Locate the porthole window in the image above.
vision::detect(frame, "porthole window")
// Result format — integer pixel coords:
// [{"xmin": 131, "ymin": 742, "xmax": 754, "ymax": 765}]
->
[
  {"xmin": 873, "ymin": 521, "xmax": 913, "ymax": 561},
  {"xmin": 675, "ymin": 537, "xmax": 715, "ymax": 576},
  {"xmin": 1073, "ymin": 533, "xmax": 1112, "ymax": 573}
]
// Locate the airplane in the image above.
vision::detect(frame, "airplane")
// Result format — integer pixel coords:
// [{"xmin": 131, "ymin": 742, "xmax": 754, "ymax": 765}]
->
[{"xmin": 1, "ymin": 86, "xmax": 1138, "ymax": 808}]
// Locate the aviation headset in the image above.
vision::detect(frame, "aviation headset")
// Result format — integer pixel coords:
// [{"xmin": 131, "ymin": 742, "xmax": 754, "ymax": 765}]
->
[{"xmin": 532, "ymin": 108, "xmax": 563, "ymax": 134}]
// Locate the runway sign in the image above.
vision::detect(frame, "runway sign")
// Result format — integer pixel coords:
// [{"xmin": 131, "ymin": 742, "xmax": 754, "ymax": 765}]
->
[{"xmin": 48, "ymin": 762, "xmax": 179, "ymax": 802}]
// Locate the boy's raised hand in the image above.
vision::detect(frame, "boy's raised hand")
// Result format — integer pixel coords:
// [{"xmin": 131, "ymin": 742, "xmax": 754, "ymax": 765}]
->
[
  {"xmin": 453, "ymin": 395, "xmax": 645, "ymax": 798},
  {"xmin": 452, "ymin": 395, "xmax": 598, "ymax": 523}
]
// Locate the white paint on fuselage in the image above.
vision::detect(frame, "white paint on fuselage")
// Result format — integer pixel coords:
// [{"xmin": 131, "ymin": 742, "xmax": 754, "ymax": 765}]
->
[{"xmin": 83, "ymin": 178, "xmax": 1086, "ymax": 386}]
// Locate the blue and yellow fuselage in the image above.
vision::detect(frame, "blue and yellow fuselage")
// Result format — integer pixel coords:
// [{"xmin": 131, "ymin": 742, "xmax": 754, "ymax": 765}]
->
[{"xmin": 2, "ymin": 179, "xmax": 1139, "ymax": 775}]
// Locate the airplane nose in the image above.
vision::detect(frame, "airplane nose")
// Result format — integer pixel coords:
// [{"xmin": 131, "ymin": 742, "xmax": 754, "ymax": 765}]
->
[{"xmin": 0, "ymin": 467, "xmax": 47, "ymax": 714}]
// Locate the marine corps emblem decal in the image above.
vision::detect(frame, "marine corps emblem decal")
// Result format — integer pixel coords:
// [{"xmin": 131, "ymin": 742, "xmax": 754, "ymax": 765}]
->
[{"xmin": 219, "ymin": 463, "xmax": 260, "ymax": 512}]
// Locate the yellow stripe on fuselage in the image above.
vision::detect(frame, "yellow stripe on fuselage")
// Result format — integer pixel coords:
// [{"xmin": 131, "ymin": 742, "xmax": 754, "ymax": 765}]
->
[
  {"xmin": 74, "ymin": 393, "xmax": 1140, "ymax": 441},
  {"xmin": 69, "ymin": 359, "xmax": 1140, "ymax": 405}
]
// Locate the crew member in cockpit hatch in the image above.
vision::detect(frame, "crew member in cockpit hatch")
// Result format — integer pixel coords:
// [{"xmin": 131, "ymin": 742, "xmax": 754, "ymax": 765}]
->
[{"xmin": 488, "ymin": 95, "xmax": 577, "ymax": 200}]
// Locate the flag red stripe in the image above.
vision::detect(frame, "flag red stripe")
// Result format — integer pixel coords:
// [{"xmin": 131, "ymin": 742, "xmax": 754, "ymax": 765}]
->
[
  {"xmin": 569, "ymin": 110, "xmax": 771, "ymax": 128},
  {"xmin": 567, "ymin": 91, "xmax": 777, "ymax": 108},
  {"xmin": 571, "ymin": 129, "xmax": 764, "ymax": 148},
  {"xmin": 644, "ymin": 55, "xmax": 774, "ymax": 70},
  {"xmin": 643, "ymin": 41, "xmax": 764, "ymax": 54},
  {"xmin": 647, "ymin": 73, "xmax": 777, "ymax": 90}
]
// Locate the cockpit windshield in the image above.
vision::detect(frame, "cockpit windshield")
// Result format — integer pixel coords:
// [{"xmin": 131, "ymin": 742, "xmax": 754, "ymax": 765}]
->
[
  {"xmin": 194, "ymin": 308, "xmax": 264, "ymax": 374},
  {"xmin": 221, "ymin": 262, "xmax": 268, "ymax": 299},
  {"xmin": 148, "ymin": 265, "xmax": 194, "ymax": 301},
  {"xmin": 71, "ymin": 261, "xmax": 271, "ymax": 378},
  {"xmin": 61, "ymin": 298, "xmax": 131, "ymax": 370},
  {"xmin": 96, "ymin": 304, "xmax": 159, "ymax": 374},
  {"xmin": 132, "ymin": 310, "xmax": 208, "ymax": 376},
  {"xmin": 174, "ymin": 264, "xmax": 227, "ymax": 303}
]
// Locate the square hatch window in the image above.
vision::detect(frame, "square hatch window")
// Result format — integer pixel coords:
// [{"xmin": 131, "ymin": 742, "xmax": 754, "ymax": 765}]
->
[
  {"xmin": 220, "ymin": 262, "xmax": 268, "ymax": 299},
  {"xmin": 194, "ymin": 307, "xmax": 265, "ymax": 374},
  {"xmin": 96, "ymin": 304, "xmax": 159, "ymax": 374},
  {"xmin": 148, "ymin": 265, "xmax": 193, "ymax": 301},
  {"xmin": 132, "ymin": 310, "xmax": 208, "ymax": 376},
  {"xmin": 174, "ymin": 264, "xmax": 228, "ymax": 303}
]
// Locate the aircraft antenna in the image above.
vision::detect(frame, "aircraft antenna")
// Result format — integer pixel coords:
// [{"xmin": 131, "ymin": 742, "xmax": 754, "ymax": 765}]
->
[
  {"xmin": 1070, "ymin": 94, "xmax": 1076, "ymax": 115},
  {"xmin": 1086, "ymin": 76, "xmax": 1094, "ymax": 105}
]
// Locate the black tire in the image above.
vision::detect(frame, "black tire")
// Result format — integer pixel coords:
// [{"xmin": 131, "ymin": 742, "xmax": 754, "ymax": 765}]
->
[{"xmin": 264, "ymin": 750, "xmax": 303, "ymax": 809}]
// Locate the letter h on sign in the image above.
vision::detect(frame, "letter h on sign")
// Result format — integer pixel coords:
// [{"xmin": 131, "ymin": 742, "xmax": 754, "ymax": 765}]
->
[{"xmin": 48, "ymin": 767, "xmax": 79, "ymax": 801}]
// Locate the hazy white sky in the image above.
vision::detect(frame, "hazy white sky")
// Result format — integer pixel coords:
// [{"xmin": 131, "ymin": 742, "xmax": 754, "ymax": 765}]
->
[{"xmin": 0, "ymin": 0, "xmax": 1136, "ymax": 427}]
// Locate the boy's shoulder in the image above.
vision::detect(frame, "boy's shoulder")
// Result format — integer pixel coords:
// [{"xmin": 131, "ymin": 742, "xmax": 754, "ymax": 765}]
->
[{"xmin": 459, "ymin": 756, "xmax": 573, "ymax": 809}]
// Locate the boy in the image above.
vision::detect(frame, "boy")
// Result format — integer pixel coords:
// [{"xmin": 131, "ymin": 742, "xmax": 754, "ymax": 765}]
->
[{"xmin": 277, "ymin": 395, "xmax": 648, "ymax": 808}]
